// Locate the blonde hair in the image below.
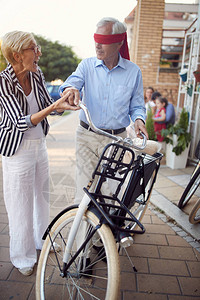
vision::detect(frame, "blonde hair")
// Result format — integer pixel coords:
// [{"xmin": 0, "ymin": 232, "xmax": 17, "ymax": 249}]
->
[{"xmin": 1, "ymin": 31, "xmax": 36, "ymax": 65}]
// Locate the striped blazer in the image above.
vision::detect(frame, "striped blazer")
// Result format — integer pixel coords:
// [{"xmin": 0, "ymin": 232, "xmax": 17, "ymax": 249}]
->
[{"xmin": 0, "ymin": 64, "xmax": 53, "ymax": 156}]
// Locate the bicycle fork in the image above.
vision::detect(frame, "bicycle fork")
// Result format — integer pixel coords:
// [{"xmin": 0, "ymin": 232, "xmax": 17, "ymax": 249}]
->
[{"xmin": 61, "ymin": 194, "xmax": 99, "ymax": 277}]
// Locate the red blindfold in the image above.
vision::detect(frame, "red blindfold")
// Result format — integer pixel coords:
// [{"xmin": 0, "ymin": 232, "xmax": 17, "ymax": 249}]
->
[{"xmin": 94, "ymin": 32, "xmax": 130, "ymax": 60}]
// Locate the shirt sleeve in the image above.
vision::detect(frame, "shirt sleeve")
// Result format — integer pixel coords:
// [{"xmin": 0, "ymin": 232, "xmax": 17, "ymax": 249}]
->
[
  {"xmin": 129, "ymin": 68, "xmax": 146, "ymax": 123},
  {"xmin": 59, "ymin": 60, "xmax": 85, "ymax": 95},
  {"xmin": 0, "ymin": 76, "xmax": 29, "ymax": 132}
]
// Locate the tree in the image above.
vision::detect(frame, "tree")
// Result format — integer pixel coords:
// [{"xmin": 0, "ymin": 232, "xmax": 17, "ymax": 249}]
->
[
  {"xmin": 0, "ymin": 35, "xmax": 80, "ymax": 80},
  {"xmin": 34, "ymin": 35, "xmax": 81, "ymax": 82},
  {"xmin": 0, "ymin": 40, "xmax": 7, "ymax": 72}
]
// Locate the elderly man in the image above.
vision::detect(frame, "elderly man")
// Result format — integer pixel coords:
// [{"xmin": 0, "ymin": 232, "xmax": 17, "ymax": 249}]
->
[{"xmin": 60, "ymin": 17, "xmax": 148, "ymax": 204}]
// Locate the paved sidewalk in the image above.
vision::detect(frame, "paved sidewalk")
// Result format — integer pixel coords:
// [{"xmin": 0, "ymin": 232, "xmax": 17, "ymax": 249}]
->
[{"xmin": 0, "ymin": 112, "xmax": 200, "ymax": 299}]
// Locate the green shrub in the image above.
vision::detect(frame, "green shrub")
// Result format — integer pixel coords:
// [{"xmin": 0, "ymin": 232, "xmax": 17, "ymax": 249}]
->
[
  {"xmin": 161, "ymin": 108, "xmax": 191, "ymax": 155},
  {"xmin": 146, "ymin": 109, "xmax": 157, "ymax": 140}
]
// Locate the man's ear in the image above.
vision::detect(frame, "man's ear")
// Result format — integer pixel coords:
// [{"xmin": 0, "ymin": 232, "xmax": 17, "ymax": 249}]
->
[
  {"xmin": 119, "ymin": 40, "xmax": 124, "ymax": 48},
  {"xmin": 13, "ymin": 52, "xmax": 22, "ymax": 63}
]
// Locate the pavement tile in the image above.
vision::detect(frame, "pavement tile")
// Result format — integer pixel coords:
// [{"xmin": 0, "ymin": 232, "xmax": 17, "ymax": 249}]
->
[
  {"xmin": 166, "ymin": 235, "xmax": 192, "ymax": 247},
  {"xmin": 141, "ymin": 214, "xmax": 151, "ymax": 224},
  {"xmin": 8, "ymin": 267, "xmax": 37, "ymax": 283},
  {"xmin": 126, "ymin": 244, "xmax": 159, "ymax": 258},
  {"xmin": 154, "ymin": 174, "xmax": 177, "ymax": 188},
  {"xmin": 148, "ymin": 258, "xmax": 189, "ymax": 276},
  {"xmin": 167, "ymin": 174, "xmax": 191, "ymax": 187},
  {"xmin": 145, "ymin": 208, "xmax": 155, "ymax": 216},
  {"xmin": 178, "ymin": 277, "xmax": 200, "ymax": 296},
  {"xmin": 0, "ymin": 205, "xmax": 7, "ymax": 214},
  {"xmin": 122, "ymin": 291, "xmax": 167, "ymax": 300},
  {"xmin": 0, "ymin": 213, "xmax": 8, "ymax": 223},
  {"xmin": 145, "ymin": 223, "xmax": 176, "ymax": 235},
  {"xmin": 168, "ymin": 296, "xmax": 200, "ymax": 300},
  {"xmin": 0, "ymin": 233, "xmax": 9, "ymax": 247},
  {"xmin": 0, "ymin": 262, "xmax": 13, "ymax": 280},
  {"xmin": 155, "ymin": 185, "xmax": 185, "ymax": 201},
  {"xmin": 0, "ymin": 246, "xmax": 10, "ymax": 262},
  {"xmin": 186, "ymin": 261, "xmax": 200, "ymax": 277},
  {"xmin": 120, "ymin": 256, "xmax": 149, "ymax": 273},
  {"xmin": 1, "ymin": 224, "xmax": 9, "ymax": 235},
  {"xmin": 151, "ymin": 214, "xmax": 166, "ymax": 224},
  {"xmin": 158, "ymin": 245, "xmax": 197, "ymax": 261},
  {"xmin": 120, "ymin": 271, "xmax": 136, "ymax": 290},
  {"xmin": 0, "ymin": 281, "xmax": 34, "ymax": 300},
  {"xmin": 0, "ymin": 222, "xmax": 7, "ymax": 233},
  {"xmin": 158, "ymin": 167, "xmax": 186, "ymax": 176},
  {"xmin": 137, "ymin": 273, "xmax": 181, "ymax": 294},
  {"xmin": 133, "ymin": 233, "xmax": 168, "ymax": 245}
]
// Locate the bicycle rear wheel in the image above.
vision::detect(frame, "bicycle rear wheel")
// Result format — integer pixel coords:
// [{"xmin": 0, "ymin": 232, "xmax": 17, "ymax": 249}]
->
[
  {"xmin": 36, "ymin": 207, "xmax": 120, "ymax": 300},
  {"xmin": 125, "ymin": 160, "xmax": 158, "ymax": 231},
  {"xmin": 178, "ymin": 166, "xmax": 200, "ymax": 209},
  {"xmin": 189, "ymin": 198, "xmax": 200, "ymax": 224}
]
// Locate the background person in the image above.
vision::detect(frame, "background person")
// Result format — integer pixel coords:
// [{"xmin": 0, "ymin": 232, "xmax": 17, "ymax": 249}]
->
[
  {"xmin": 59, "ymin": 17, "xmax": 148, "ymax": 205},
  {"xmin": 144, "ymin": 86, "xmax": 155, "ymax": 114},
  {"xmin": 153, "ymin": 95, "xmax": 175, "ymax": 127},
  {"xmin": 161, "ymin": 97, "xmax": 175, "ymax": 127},
  {"xmin": 153, "ymin": 97, "xmax": 166, "ymax": 142},
  {"xmin": 0, "ymin": 31, "xmax": 78, "ymax": 276}
]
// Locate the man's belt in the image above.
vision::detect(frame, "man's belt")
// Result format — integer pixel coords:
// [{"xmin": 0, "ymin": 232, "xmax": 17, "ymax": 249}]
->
[{"xmin": 80, "ymin": 120, "xmax": 126, "ymax": 135}]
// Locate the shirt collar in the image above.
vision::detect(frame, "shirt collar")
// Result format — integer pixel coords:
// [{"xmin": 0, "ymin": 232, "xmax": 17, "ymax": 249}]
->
[{"xmin": 95, "ymin": 54, "xmax": 126, "ymax": 70}]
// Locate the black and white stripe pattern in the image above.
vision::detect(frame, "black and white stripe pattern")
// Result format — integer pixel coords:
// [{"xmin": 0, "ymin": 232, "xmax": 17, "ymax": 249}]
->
[{"xmin": 0, "ymin": 64, "xmax": 53, "ymax": 156}]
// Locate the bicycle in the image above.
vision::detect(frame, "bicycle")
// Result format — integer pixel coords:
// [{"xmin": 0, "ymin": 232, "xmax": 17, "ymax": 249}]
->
[
  {"xmin": 177, "ymin": 140, "xmax": 200, "ymax": 215},
  {"xmin": 189, "ymin": 197, "xmax": 200, "ymax": 224},
  {"xmin": 36, "ymin": 102, "xmax": 163, "ymax": 300}
]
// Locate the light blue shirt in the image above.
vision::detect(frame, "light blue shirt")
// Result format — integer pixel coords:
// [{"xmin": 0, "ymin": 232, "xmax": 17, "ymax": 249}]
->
[{"xmin": 60, "ymin": 56, "xmax": 146, "ymax": 129}]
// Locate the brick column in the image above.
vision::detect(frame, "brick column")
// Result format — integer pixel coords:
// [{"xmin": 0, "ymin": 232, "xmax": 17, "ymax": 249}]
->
[{"xmin": 130, "ymin": 0, "xmax": 165, "ymax": 89}]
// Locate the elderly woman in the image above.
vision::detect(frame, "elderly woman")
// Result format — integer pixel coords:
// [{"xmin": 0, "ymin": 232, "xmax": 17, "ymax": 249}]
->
[{"xmin": 0, "ymin": 31, "xmax": 79, "ymax": 276}]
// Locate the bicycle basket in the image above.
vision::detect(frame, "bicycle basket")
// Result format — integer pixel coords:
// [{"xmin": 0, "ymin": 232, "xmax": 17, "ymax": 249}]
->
[
  {"xmin": 85, "ymin": 143, "xmax": 162, "ymax": 235},
  {"xmin": 195, "ymin": 140, "xmax": 200, "ymax": 159}
]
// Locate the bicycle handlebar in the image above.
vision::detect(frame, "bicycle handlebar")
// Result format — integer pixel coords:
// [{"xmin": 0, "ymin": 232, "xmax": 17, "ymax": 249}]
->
[{"xmin": 79, "ymin": 101, "xmax": 147, "ymax": 151}]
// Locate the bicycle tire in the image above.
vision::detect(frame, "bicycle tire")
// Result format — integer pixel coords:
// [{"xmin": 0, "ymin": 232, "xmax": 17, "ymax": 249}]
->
[
  {"xmin": 178, "ymin": 166, "xmax": 200, "ymax": 209},
  {"xmin": 189, "ymin": 198, "xmax": 200, "ymax": 224},
  {"xmin": 36, "ymin": 207, "xmax": 120, "ymax": 300}
]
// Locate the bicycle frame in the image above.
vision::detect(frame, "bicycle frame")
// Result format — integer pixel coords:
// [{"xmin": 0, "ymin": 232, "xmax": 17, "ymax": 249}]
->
[{"xmin": 58, "ymin": 102, "xmax": 161, "ymax": 275}]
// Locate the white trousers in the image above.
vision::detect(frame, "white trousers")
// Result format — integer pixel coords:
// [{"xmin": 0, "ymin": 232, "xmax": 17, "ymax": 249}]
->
[{"xmin": 2, "ymin": 138, "xmax": 49, "ymax": 269}]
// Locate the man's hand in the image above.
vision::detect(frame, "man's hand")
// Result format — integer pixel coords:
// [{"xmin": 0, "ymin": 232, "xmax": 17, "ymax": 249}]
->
[
  {"xmin": 61, "ymin": 87, "xmax": 80, "ymax": 106},
  {"xmin": 134, "ymin": 119, "xmax": 149, "ymax": 139},
  {"xmin": 54, "ymin": 92, "xmax": 81, "ymax": 113}
]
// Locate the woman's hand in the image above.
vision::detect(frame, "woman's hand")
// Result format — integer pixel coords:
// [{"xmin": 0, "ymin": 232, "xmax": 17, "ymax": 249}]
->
[{"xmin": 55, "ymin": 89, "xmax": 81, "ymax": 113}]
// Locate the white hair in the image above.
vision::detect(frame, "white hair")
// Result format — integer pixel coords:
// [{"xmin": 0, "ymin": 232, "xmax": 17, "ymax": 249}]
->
[{"xmin": 96, "ymin": 17, "xmax": 127, "ymax": 34}]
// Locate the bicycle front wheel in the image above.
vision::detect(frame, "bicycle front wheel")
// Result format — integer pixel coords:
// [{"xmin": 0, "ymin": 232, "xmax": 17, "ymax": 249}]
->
[
  {"xmin": 178, "ymin": 166, "xmax": 200, "ymax": 209},
  {"xmin": 36, "ymin": 207, "xmax": 120, "ymax": 300},
  {"xmin": 189, "ymin": 199, "xmax": 200, "ymax": 224}
]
